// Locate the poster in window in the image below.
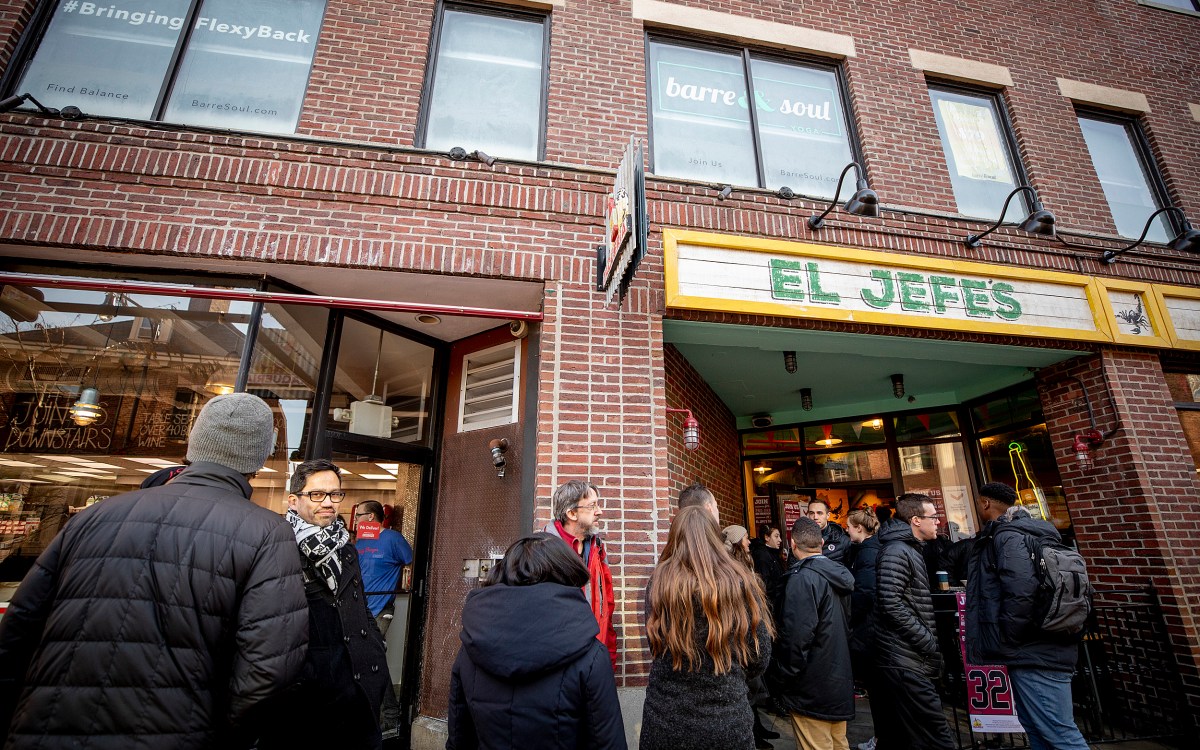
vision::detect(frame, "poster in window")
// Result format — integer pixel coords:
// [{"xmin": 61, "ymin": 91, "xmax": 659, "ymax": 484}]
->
[{"xmin": 937, "ymin": 99, "xmax": 1009, "ymax": 183}]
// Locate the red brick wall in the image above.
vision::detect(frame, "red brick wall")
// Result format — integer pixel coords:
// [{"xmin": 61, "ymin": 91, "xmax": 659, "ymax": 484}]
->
[
  {"xmin": 1038, "ymin": 351, "xmax": 1200, "ymax": 712},
  {"xmin": 663, "ymin": 343, "xmax": 744, "ymax": 527}
]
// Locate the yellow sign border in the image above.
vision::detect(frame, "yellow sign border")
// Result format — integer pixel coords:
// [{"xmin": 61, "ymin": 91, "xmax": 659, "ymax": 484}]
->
[
  {"xmin": 663, "ymin": 228, "xmax": 1115, "ymax": 344},
  {"xmin": 1153, "ymin": 284, "xmax": 1200, "ymax": 352},
  {"xmin": 1092, "ymin": 278, "xmax": 1172, "ymax": 348}
]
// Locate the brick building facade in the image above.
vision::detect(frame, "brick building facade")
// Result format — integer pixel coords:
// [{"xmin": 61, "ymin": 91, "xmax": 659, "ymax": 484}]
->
[{"xmin": 1, "ymin": 0, "xmax": 1198, "ymax": 745}]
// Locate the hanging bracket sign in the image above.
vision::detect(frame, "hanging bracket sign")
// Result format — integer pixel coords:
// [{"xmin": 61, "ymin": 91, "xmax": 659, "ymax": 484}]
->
[{"xmin": 597, "ymin": 137, "xmax": 647, "ymax": 304}]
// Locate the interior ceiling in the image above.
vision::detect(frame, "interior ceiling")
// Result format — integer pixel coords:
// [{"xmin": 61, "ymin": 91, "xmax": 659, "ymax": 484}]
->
[
  {"xmin": 665, "ymin": 320, "xmax": 1083, "ymax": 429},
  {"xmin": 1, "ymin": 244, "xmax": 544, "ymax": 342}
]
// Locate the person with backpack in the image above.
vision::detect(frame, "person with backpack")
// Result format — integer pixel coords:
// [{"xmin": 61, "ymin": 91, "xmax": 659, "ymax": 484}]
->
[{"xmin": 965, "ymin": 482, "xmax": 1092, "ymax": 750}]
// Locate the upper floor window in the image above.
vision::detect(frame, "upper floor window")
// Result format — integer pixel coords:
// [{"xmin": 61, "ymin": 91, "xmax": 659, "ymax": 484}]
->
[
  {"xmin": 1077, "ymin": 111, "xmax": 1173, "ymax": 243},
  {"xmin": 8, "ymin": 0, "xmax": 327, "ymax": 134},
  {"xmin": 418, "ymin": 4, "xmax": 548, "ymax": 161},
  {"xmin": 1139, "ymin": 0, "xmax": 1199, "ymax": 12},
  {"xmin": 646, "ymin": 38, "xmax": 858, "ymax": 199},
  {"xmin": 928, "ymin": 85, "xmax": 1029, "ymax": 222}
]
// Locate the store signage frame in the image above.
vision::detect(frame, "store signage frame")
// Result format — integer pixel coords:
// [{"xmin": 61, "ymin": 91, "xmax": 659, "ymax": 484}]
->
[{"xmin": 597, "ymin": 137, "xmax": 648, "ymax": 304}]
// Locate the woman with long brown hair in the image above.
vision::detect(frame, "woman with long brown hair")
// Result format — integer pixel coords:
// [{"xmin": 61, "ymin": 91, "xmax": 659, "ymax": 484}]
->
[{"xmin": 641, "ymin": 506, "xmax": 775, "ymax": 750}]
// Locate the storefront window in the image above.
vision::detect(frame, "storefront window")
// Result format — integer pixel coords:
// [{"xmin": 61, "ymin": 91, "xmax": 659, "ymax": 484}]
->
[
  {"xmin": 971, "ymin": 386, "xmax": 1042, "ymax": 432},
  {"xmin": 802, "ymin": 419, "xmax": 888, "ymax": 449},
  {"xmin": 420, "ymin": 5, "xmax": 548, "ymax": 160},
  {"xmin": 899, "ymin": 442, "xmax": 975, "ymax": 540},
  {"xmin": 1166, "ymin": 371, "xmax": 1200, "ymax": 471},
  {"xmin": 803, "ymin": 449, "xmax": 891, "ymax": 483},
  {"xmin": 977, "ymin": 423, "xmax": 1071, "ymax": 533},
  {"xmin": 1077, "ymin": 112, "xmax": 1172, "ymax": 243},
  {"xmin": 741, "ymin": 427, "xmax": 803, "ymax": 456},
  {"xmin": 12, "ymin": 0, "xmax": 327, "ymax": 133},
  {"xmin": 892, "ymin": 410, "xmax": 962, "ymax": 442}
]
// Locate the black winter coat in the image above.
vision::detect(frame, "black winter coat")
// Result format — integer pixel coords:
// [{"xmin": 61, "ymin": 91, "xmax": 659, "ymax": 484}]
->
[
  {"xmin": 749, "ymin": 539, "xmax": 785, "ymax": 604},
  {"xmin": 821, "ymin": 522, "xmax": 851, "ymax": 566},
  {"xmin": 966, "ymin": 509, "xmax": 1080, "ymax": 672},
  {"xmin": 848, "ymin": 535, "xmax": 881, "ymax": 657},
  {"xmin": 447, "ymin": 583, "xmax": 626, "ymax": 750},
  {"xmin": 0, "ymin": 463, "xmax": 309, "ymax": 750},
  {"xmin": 259, "ymin": 545, "xmax": 390, "ymax": 750},
  {"xmin": 767, "ymin": 555, "xmax": 856, "ymax": 721},
  {"xmin": 874, "ymin": 522, "xmax": 942, "ymax": 678}
]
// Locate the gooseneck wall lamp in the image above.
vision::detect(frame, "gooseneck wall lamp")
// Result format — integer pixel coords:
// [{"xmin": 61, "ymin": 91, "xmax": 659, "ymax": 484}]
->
[
  {"xmin": 666, "ymin": 407, "xmax": 701, "ymax": 451},
  {"xmin": 807, "ymin": 161, "xmax": 880, "ymax": 230},
  {"xmin": 1101, "ymin": 206, "xmax": 1200, "ymax": 264},
  {"xmin": 964, "ymin": 185, "xmax": 1056, "ymax": 248},
  {"xmin": 0, "ymin": 92, "xmax": 83, "ymax": 119}
]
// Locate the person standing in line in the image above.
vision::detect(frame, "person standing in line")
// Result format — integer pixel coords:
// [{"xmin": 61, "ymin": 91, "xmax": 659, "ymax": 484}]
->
[
  {"xmin": 846, "ymin": 508, "xmax": 882, "ymax": 750},
  {"xmin": 447, "ymin": 532, "xmax": 627, "ymax": 750},
  {"xmin": 640, "ymin": 506, "xmax": 774, "ymax": 750},
  {"xmin": 966, "ymin": 482, "xmax": 1091, "ymax": 750},
  {"xmin": 750, "ymin": 525, "xmax": 786, "ymax": 604},
  {"xmin": 725, "ymin": 524, "xmax": 781, "ymax": 749},
  {"xmin": 260, "ymin": 458, "xmax": 390, "ymax": 750},
  {"xmin": 545, "ymin": 480, "xmax": 618, "ymax": 669},
  {"xmin": 0, "ymin": 393, "xmax": 309, "ymax": 749},
  {"xmin": 871, "ymin": 493, "xmax": 956, "ymax": 750},
  {"xmin": 806, "ymin": 499, "xmax": 851, "ymax": 566},
  {"xmin": 678, "ymin": 482, "xmax": 721, "ymax": 522},
  {"xmin": 354, "ymin": 499, "xmax": 414, "ymax": 738},
  {"xmin": 768, "ymin": 518, "xmax": 856, "ymax": 750}
]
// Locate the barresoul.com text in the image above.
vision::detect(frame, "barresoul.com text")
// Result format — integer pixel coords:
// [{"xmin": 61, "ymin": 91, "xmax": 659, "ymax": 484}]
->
[
  {"xmin": 61, "ymin": 2, "xmax": 315, "ymax": 44},
  {"xmin": 191, "ymin": 101, "xmax": 279, "ymax": 116}
]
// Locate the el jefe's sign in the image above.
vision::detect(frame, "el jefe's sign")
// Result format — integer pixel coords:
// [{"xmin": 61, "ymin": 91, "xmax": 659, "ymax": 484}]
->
[{"xmin": 663, "ymin": 229, "xmax": 1118, "ymax": 343}]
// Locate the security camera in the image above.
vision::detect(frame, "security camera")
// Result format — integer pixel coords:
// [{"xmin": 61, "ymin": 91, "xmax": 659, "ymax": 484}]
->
[
  {"xmin": 509, "ymin": 320, "xmax": 529, "ymax": 339},
  {"xmin": 750, "ymin": 413, "xmax": 774, "ymax": 428},
  {"xmin": 488, "ymin": 438, "xmax": 510, "ymax": 477}
]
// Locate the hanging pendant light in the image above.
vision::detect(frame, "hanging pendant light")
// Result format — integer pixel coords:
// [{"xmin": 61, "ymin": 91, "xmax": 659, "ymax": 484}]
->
[{"xmin": 70, "ymin": 387, "xmax": 105, "ymax": 426}]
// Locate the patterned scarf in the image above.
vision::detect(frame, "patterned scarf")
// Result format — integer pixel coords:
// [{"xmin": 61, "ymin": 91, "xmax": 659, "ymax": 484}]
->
[{"xmin": 286, "ymin": 509, "xmax": 351, "ymax": 592}]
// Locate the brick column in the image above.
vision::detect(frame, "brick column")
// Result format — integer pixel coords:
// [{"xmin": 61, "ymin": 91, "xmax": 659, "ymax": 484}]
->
[{"xmin": 1038, "ymin": 349, "xmax": 1200, "ymax": 712}]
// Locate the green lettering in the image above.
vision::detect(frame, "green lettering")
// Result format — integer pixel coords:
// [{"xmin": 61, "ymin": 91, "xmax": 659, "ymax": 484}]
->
[
  {"xmin": 929, "ymin": 275, "xmax": 960, "ymax": 314},
  {"xmin": 807, "ymin": 262, "xmax": 841, "ymax": 305},
  {"xmin": 860, "ymin": 270, "xmax": 895, "ymax": 309},
  {"xmin": 769, "ymin": 259, "xmax": 805, "ymax": 301},
  {"xmin": 960, "ymin": 279, "xmax": 993, "ymax": 318},
  {"xmin": 897, "ymin": 272, "xmax": 930, "ymax": 312},
  {"xmin": 991, "ymin": 281, "xmax": 1022, "ymax": 321}
]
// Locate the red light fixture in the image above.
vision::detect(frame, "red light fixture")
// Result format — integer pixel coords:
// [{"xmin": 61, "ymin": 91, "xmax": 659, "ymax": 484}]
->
[
  {"xmin": 666, "ymin": 407, "xmax": 701, "ymax": 451},
  {"xmin": 1072, "ymin": 429, "xmax": 1104, "ymax": 471}
]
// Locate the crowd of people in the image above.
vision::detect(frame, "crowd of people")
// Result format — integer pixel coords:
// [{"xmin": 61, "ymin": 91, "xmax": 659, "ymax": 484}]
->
[{"xmin": 0, "ymin": 391, "xmax": 1091, "ymax": 750}]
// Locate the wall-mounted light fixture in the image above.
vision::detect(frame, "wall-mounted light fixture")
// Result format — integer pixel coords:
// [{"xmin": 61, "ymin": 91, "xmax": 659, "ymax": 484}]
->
[
  {"xmin": 666, "ymin": 407, "xmax": 701, "ymax": 451},
  {"xmin": 448, "ymin": 146, "xmax": 496, "ymax": 166},
  {"xmin": 716, "ymin": 184, "xmax": 733, "ymax": 200},
  {"xmin": 783, "ymin": 350, "xmax": 797, "ymax": 374},
  {"xmin": 777, "ymin": 186, "xmax": 795, "ymax": 200},
  {"xmin": 488, "ymin": 438, "xmax": 509, "ymax": 478},
  {"xmin": 0, "ymin": 92, "xmax": 83, "ymax": 119},
  {"xmin": 890, "ymin": 373, "xmax": 905, "ymax": 399},
  {"xmin": 964, "ymin": 185, "xmax": 1056, "ymax": 248},
  {"xmin": 1100, "ymin": 206, "xmax": 1200, "ymax": 264},
  {"xmin": 800, "ymin": 388, "xmax": 814, "ymax": 411},
  {"xmin": 807, "ymin": 161, "xmax": 879, "ymax": 230},
  {"xmin": 1060, "ymin": 375, "xmax": 1121, "ymax": 471}
]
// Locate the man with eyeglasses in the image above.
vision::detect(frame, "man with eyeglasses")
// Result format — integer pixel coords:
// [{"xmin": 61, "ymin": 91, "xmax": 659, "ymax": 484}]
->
[
  {"xmin": 869, "ymin": 493, "xmax": 955, "ymax": 750},
  {"xmin": 263, "ymin": 458, "xmax": 391, "ymax": 750},
  {"xmin": 545, "ymin": 479, "xmax": 618, "ymax": 669}
]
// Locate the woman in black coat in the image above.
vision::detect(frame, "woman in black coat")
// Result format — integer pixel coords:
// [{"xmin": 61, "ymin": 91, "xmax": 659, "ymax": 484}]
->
[{"xmin": 447, "ymin": 532, "xmax": 626, "ymax": 750}]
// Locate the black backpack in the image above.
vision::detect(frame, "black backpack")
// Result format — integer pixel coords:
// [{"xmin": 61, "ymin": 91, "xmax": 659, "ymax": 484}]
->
[{"xmin": 1022, "ymin": 533, "xmax": 1095, "ymax": 636}]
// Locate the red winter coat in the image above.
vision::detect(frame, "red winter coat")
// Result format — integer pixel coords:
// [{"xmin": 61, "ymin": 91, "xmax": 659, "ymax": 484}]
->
[{"xmin": 550, "ymin": 521, "xmax": 618, "ymax": 669}]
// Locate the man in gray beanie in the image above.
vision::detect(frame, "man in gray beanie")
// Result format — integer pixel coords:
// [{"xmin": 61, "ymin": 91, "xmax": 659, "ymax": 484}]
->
[{"xmin": 0, "ymin": 393, "xmax": 309, "ymax": 749}]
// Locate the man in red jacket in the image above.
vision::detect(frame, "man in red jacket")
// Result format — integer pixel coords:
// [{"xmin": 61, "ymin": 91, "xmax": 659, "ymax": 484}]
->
[{"xmin": 546, "ymin": 479, "xmax": 618, "ymax": 669}]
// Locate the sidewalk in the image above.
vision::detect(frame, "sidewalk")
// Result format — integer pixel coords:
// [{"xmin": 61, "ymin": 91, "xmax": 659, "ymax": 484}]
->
[{"xmin": 755, "ymin": 695, "xmax": 1182, "ymax": 750}]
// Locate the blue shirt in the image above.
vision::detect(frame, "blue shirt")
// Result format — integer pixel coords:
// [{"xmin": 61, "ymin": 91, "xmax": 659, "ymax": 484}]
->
[{"xmin": 356, "ymin": 529, "xmax": 414, "ymax": 617}]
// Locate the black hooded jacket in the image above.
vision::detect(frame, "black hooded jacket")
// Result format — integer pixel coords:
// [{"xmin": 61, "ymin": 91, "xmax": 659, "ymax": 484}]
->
[
  {"xmin": 848, "ymin": 534, "xmax": 881, "ymax": 657},
  {"xmin": 749, "ymin": 539, "xmax": 785, "ymax": 603},
  {"xmin": 966, "ymin": 508, "xmax": 1080, "ymax": 671},
  {"xmin": 767, "ymin": 554, "xmax": 856, "ymax": 721},
  {"xmin": 448, "ymin": 583, "xmax": 626, "ymax": 750},
  {"xmin": 874, "ymin": 522, "xmax": 942, "ymax": 678}
]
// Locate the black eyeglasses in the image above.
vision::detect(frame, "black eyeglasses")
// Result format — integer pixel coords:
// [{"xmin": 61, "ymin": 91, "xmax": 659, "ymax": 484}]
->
[
  {"xmin": 354, "ymin": 511, "xmax": 374, "ymax": 519},
  {"xmin": 295, "ymin": 490, "xmax": 346, "ymax": 502}
]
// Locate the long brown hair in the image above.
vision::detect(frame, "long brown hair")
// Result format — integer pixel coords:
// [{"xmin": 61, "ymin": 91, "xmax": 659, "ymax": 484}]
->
[{"xmin": 646, "ymin": 506, "xmax": 774, "ymax": 674}]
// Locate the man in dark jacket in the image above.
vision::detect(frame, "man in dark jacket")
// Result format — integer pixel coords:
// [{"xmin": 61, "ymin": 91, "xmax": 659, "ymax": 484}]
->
[
  {"xmin": 0, "ymin": 393, "xmax": 309, "ymax": 749},
  {"xmin": 806, "ymin": 499, "xmax": 851, "ymax": 566},
  {"xmin": 768, "ymin": 518, "xmax": 855, "ymax": 750},
  {"xmin": 966, "ymin": 482, "xmax": 1090, "ymax": 750},
  {"xmin": 262, "ymin": 458, "xmax": 391, "ymax": 750},
  {"xmin": 871, "ymin": 493, "xmax": 955, "ymax": 750}
]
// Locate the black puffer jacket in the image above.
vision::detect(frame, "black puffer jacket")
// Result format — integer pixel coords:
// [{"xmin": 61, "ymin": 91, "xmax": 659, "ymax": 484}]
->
[
  {"xmin": 821, "ymin": 522, "xmax": 851, "ymax": 566},
  {"xmin": 767, "ymin": 555, "xmax": 855, "ymax": 721},
  {"xmin": 749, "ymin": 539, "xmax": 785, "ymax": 603},
  {"xmin": 966, "ymin": 509, "xmax": 1080, "ymax": 672},
  {"xmin": 259, "ymin": 545, "xmax": 390, "ymax": 750},
  {"xmin": 448, "ymin": 583, "xmax": 626, "ymax": 750},
  {"xmin": 0, "ymin": 463, "xmax": 309, "ymax": 750},
  {"xmin": 848, "ymin": 535, "xmax": 881, "ymax": 657},
  {"xmin": 874, "ymin": 522, "xmax": 942, "ymax": 678}
]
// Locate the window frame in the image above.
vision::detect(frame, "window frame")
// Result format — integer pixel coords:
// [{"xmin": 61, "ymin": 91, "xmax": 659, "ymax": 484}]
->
[
  {"xmin": 1, "ymin": 0, "xmax": 327, "ymax": 133},
  {"xmin": 415, "ymin": 0, "xmax": 551, "ymax": 161},
  {"xmin": 1137, "ymin": 0, "xmax": 1200, "ymax": 15},
  {"xmin": 1075, "ymin": 107, "xmax": 1181, "ymax": 238},
  {"xmin": 927, "ymin": 81, "xmax": 1032, "ymax": 220},
  {"xmin": 643, "ymin": 32, "xmax": 865, "ymax": 197}
]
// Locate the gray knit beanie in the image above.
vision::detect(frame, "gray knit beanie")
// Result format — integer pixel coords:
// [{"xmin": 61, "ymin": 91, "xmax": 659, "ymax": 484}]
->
[{"xmin": 186, "ymin": 393, "xmax": 276, "ymax": 474}]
